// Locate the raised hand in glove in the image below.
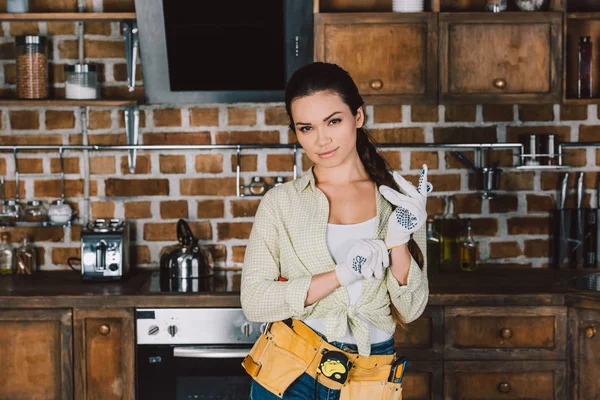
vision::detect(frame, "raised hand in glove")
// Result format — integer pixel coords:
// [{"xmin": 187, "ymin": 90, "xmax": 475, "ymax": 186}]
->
[
  {"xmin": 335, "ymin": 239, "xmax": 390, "ymax": 286},
  {"xmin": 380, "ymin": 164, "xmax": 432, "ymax": 249}
]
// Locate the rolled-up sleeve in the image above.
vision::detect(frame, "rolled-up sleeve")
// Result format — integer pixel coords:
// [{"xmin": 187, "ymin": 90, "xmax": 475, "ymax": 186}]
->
[
  {"xmin": 386, "ymin": 225, "xmax": 429, "ymax": 324},
  {"xmin": 241, "ymin": 190, "xmax": 315, "ymax": 322}
]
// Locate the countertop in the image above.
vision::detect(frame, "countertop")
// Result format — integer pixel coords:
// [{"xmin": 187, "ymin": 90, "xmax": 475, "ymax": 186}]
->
[{"xmin": 0, "ymin": 268, "xmax": 599, "ymax": 309}]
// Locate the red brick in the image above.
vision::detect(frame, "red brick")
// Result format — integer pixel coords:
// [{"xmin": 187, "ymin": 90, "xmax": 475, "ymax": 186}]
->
[
  {"xmin": 410, "ymin": 151, "xmax": 438, "ymax": 170},
  {"xmin": 373, "ymin": 105, "xmax": 402, "ymax": 123},
  {"xmin": 0, "ymin": 134, "xmax": 61, "ymax": 147},
  {"xmin": 130, "ymin": 245, "xmax": 151, "ymax": 265},
  {"xmin": 105, "ymin": 179, "xmax": 169, "ymax": 197},
  {"xmin": 88, "ymin": 110, "xmax": 112, "ymax": 130},
  {"xmin": 265, "ymin": 107, "xmax": 289, "ymax": 125},
  {"xmin": 231, "ymin": 199, "xmax": 260, "ymax": 218},
  {"xmin": 506, "ymin": 126, "xmax": 570, "ymax": 144},
  {"xmin": 153, "ymin": 109, "xmax": 182, "ymax": 127},
  {"xmin": 180, "ymin": 178, "xmax": 236, "ymax": 196},
  {"xmin": 433, "ymin": 127, "xmax": 497, "ymax": 143},
  {"xmin": 47, "ymin": 21, "xmax": 76, "ymax": 35},
  {"xmin": 124, "ymin": 201, "xmax": 152, "ymax": 219},
  {"xmin": 228, "ymin": 108, "xmax": 256, "ymax": 126},
  {"xmin": 84, "ymin": 21, "xmax": 111, "ymax": 35},
  {"xmin": 489, "ymin": 195, "xmax": 518, "ymax": 213},
  {"xmin": 190, "ymin": 108, "xmax": 219, "ymax": 126},
  {"xmin": 405, "ymin": 174, "xmax": 460, "ymax": 192},
  {"xmin": 197, "ymin": 200, "xmax": 225, "ymax": 219},
  {"xmin": 560, "ymin": 105, "xmax": 587, "ymax": 121},
  {"xmin": 0, "ymin": 159, "xmax": 5, "ymax": 175},
  {"xmin": 51, "ymin": 247, "xmax": 80, "ymax": 265},
  {"xmin": 217, "ymin": 222, "xmax": 253, "ymax": 240},
  {"xmin": 445, "ymin": 151, "xmax": 475, "ymax": 170},
  {"xmin": 381, "ymin": 151, "xmax": 401, "ymax": 170},
  {"xmin": 526, "ymin": 194, "xmax": 555, "ymax": 212},
  {"xmin": 10, "ymin": 110, "xmax": 39, "ymax": 130},
  {"xmin": 482, "ymin": 104, "xmax": 513, "ymax": 122},
  {"xmin": 84, "ymin": 39, "xmax": 124, "ymax": 58},
  {"xmin": 518, "ymin": 104, "xmax": 554, "ymax": 122},
  {"xmin": 230, "ymin": 154, "xmax": 257, "ymax": 172},
  {"xmin": 195, "ymin": 154, "xmax": 223, "ymax": 173},
  {"xmin": 159, "ymin": 155, "xmax": 186, "ymax": 174},
  {"xmin": 1, "ymin": 180, "xmax": 25, "ymax": 198},
  {"xmin": 494, "ymin": 150, "xmax": 515, "ymax": 168},
  {"xmin": 10, "ymin": 22, "xmax": 39, "ymax": 36},
  {"xmin": 91, "ymin": 201, "xmax": 114, "ymax": 219},
  {"xmin": 216, "ymin": 131, "xmax": 280, "ymax": 145},
  {"xmin": 524, "ymin": 239, "xmax": 550, "ymax": 258},
  {"xmin": 0, "ymin": 226, "xmax": 64, "ymax": 243},
  {"xmin": 45, "ymin": 110, "xmax": 75, "ymax": 130},
  {"xmin": 232, "ymin": 246, "xmax": 246, "ymax": 263},
  {"xmin": 410, "ymin": 105, "xmax": 438, "ymax": 122},
  {"xmin": 117, "ymin": 110, "xmax": 146, "ymax": 129},
  {"xmin": 500, "ymin": 171, "xmax": 534, "ymax": 190},
  {"xmin": 489, "ymin": 242, "xmax": 521, "ymax": 259},
  {"xmin": 454, "ymin": 194, "xmax": 482, "ymax": 214},
  {"xmin": 426, "ymin": 196, "xmax": 445, "ymax": 215},
  {"xmin": 113, "ymin": 62, "xmax": 143, "ymax": 82},
  {"xmin": 143, "ymin": 132, "xmax": 210, "ymax": 145},
  {"xmin": 567, "ymin": 149, "xmax": 587, "ymax": 167},
  {"xmin": 445, "ymin": 105, "xmax": 476, "ymax": 122},
  {"xmin": 120, "ymin": 155, "xmax": 151, "ymax": 174},
  {"xmin": 58, "ymin": 39, "xmax": 78, "ymax": 59},
  {"xmin": 507, "ymin": 217, "xmax": 550, "ymax": 235},
  {"xmin": 470, "ymin": 218, "xmax": 498, "ymax": 236},
  {"xmin": 160, "ymin": 200, "xmax": 188, "ymax": 219},
  {"xmin": 144, "ymin": 222, "xmax": 211, "ymax": 241},
  {"xmin": 100, "ymin": 86, "xmax": 145, "ymax": 101},
  {"xmin": 540, "ymin": 171, "xmax": 575, "ymax": 191},
  {"xmin": 16, "ymin": 158, "xmax": 43, "ymax": 174},
  {"xmin": 370, "ymin": 128, "xmax": 424, "ymax": 143},
  {"xmin": 267, "ymin": 154, "xmax": 294, "ymax": 172},
  {"xmin": 90, "ymin": 155, "xmax": 116, "ymax": 174},
  {"xmin": 34, "ymin": 179, "xmax": 93, "ymax": 198}
]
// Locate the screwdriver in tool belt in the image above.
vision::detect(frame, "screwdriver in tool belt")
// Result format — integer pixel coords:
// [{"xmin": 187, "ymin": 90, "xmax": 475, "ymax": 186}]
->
[{"xmin": 388, "ymin": 356, "xmax": 408, "ymax": 384}]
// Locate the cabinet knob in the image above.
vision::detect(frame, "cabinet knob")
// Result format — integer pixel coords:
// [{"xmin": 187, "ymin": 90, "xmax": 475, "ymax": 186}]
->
[
  {"xmin": 493, "ymin": 78, "xmax": 507, "ymax": 89},
  {"xmin": 369, "ymin": 79, "xmax": 383, "ymax": 90},
  {"xmin": 584, "ymin": 326, "xmax": 596, "ymax": 339},
  {"xmin": 98, "ymin": 324, "xmax": 111, "ymax": 336},
  {"xmin": 497, "ymin": 382, "xmax": 511, "ymax": 393},
  {"xmin": 499, "ymin": 327, "xmax": 513, "ymax": 339}
]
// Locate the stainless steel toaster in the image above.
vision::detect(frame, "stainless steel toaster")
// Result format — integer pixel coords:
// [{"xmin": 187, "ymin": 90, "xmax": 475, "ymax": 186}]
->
[{"xmin": 81, "ymin": 219, "xmax": 129, "ymax": 280}]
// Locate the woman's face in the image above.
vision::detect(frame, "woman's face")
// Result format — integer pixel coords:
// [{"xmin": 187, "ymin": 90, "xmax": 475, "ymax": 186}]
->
[{"xmin": 291, "ymin": 90, "xmax": 364, "ymax": 170}]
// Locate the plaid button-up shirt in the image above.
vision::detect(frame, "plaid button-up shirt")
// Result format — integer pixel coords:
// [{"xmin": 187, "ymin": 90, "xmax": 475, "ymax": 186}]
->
[{"xmin": 241, "ymin": 167, "xmax": 429, "ymax": 356}]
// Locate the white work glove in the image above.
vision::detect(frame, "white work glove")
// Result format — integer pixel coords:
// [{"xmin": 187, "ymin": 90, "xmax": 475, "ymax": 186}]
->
[
  {"xmin": 335, "ymin": 239, "xmax": 390, "ymax": 286},
  {"xmin": 380, "ymin": 165, "xmax": 432, "ymax": 249}
]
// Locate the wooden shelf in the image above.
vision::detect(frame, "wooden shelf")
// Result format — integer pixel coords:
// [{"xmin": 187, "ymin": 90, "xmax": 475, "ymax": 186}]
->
[
  {"xmin": 563, "ymin": 98, "xmax": 600, "ymax": 105},
  {"xmin": 0, "ymin": 12, "xmax": 136, "ymax": 21},
  {"xmin": 567, "ymin": 12, "xmax": 600, "ymax": 20},
  {"xmin": 0, "ymin": 99, "xmax": 138, "ymax": 107}
]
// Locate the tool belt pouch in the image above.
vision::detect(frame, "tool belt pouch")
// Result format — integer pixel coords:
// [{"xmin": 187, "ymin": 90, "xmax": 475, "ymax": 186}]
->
[
  {"xmin": 241, "ymin": 322, "xmax": 314, "ymax": 398},
  {"xmin": 340, "ymin": 380, "xmax": 403, "ymax": 400}
]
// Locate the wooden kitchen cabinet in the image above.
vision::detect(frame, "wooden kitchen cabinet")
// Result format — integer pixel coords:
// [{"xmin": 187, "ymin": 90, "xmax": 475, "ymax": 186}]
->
[
  {"xmin": 315, "ymin": 13, "xmax": 438, "ymax": 104},
  {"xmin": 439, "ymin": 12, "xmax": 563, "ymax": 104},
  {"xmin": 0, "ymin": 309, "xmax": 73, "ymax": 400},
  {"xmin": 73, "ymin": 308, "xmax": 135, "ymax": 400},
  {"xmin": 569, "ymin": 307, "xmax": 600, "ymax": 400}
]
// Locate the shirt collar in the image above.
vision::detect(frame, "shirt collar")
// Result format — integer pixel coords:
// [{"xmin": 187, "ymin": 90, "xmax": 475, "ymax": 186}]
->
[{"xmin": 294, "ymin": 167, "xmax": 316, "ymax": 192}]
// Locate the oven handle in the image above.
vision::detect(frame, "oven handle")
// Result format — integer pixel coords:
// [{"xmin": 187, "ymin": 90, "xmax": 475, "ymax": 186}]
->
[{"xmin": 173, "ymin": 347, "xmax": 252, "ymax": 359}]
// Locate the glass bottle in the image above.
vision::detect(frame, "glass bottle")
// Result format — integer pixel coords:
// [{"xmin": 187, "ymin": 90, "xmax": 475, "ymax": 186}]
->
[
  {"xmin": 578, "ymin": 36, "xmax": 593, "ymax": 99},
  {"xmin": 15, "ymin": 237, "xmax": 36, "ymax": 275},
  {"xmin": 0, "ymin": 232, "xmax": 14, "ymax": 275},
  {"xmin": 439, "ymin": 196, "xmax": 459, "ymax": 272},
  {"xmin": 460, "ymin": 219, "xmax": 478, "ymax": 272},
  {"xmin": 426, "ymin": 217, "xmax": 441, "ymax": 276}
]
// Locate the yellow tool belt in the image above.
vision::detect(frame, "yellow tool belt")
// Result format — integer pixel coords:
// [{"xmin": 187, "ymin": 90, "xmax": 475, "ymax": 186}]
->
[{"xmin": 241, "ymin": 319, "xmax": 403, "ymax": 400}]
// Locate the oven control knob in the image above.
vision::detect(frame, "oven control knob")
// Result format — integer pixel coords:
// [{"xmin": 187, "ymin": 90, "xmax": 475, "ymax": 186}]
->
[
  {"xmin": 148, "ymin": 325, "xmax": 159, "ymax": 336},
  {"xmin": 168, "ymin": 325, "xmax": 178, "ymax": 337},
  {"xmin": 241, "ymin": 322, "xmax": 253, "ymax": 337}
]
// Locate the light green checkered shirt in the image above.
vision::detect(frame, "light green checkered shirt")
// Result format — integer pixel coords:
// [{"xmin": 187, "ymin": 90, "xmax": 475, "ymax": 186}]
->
[{"xmin": 241, "ymin": 167, "xmax": 429, "ymax": 357}]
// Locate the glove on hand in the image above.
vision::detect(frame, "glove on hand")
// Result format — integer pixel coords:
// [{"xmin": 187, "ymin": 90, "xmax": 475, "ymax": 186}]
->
[
  {"xmin": 335, "ymin": 239, "xmax": 390, "ymax": 286},
  {"xmin": 380, "ymin": 165, "xmax": 432, "ymax": 249}
]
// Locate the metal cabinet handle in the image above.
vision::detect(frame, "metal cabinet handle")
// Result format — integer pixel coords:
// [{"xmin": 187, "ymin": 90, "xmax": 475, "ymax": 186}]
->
[
  {"xmin": 493, "ymin": 78, "xmax": 507, "ymax": 89},
  {"xmin": 498, "ymin": 382, "xmax": 511, "ymax": 393},
  {"xmin": 98, "ymin": 324, "xmax": 111, "ymax": 336},
  {"xmin": 369, "ymin": 79, "xmax": 383, "ymax": 90},
  {"xmin": 499, "ymin": 327, "xmax": 513, "ymax": 339},
  {"xmin": 584, "ymin": 326, "xmax": 596, "ymax": 339}
]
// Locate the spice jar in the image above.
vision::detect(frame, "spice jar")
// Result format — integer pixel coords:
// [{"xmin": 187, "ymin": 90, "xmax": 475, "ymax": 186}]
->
[
  {"xmin": 48, "ymin": 200, "xmax": 72, "ymax": 224},
  {"xmin": 0, "ymin": 199, "xmax": 22, "ymax": 225},
  {"xmin": 64, "ymin": 64, "xmax": 98, "ymax": 99},
  {"xmin": 16, "ymin": 35, "xmax": 48, "ymax": 99},
  {"xmin": 15, "ymin": 237, "xmax": 36, "ymax": 275},
  {"xmin": 485, "ymin": 0, "xmax": 507, "ymax": 12},
  {"xmin": 23, "ymin": 200, "xmax": 48, "ymax": 223}
]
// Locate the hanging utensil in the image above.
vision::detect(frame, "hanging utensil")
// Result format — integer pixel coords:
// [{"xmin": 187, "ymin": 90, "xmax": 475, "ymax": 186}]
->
[
  {"xmin": 576, "ymin": 172, "xmax": 585, "ymax": 209},
  {"xmin": 453, "ymin": 151, "xmax": 477, "ymax": 171},
  {"xmin": 559, "ymin": 172, "xmax": 569, "ymax": 210}
]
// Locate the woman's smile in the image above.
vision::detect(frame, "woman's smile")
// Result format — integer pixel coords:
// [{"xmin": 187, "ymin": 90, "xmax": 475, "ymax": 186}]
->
[{"xmin": 317, "ymin": 147, "xmax": 339, "ymax": 159}]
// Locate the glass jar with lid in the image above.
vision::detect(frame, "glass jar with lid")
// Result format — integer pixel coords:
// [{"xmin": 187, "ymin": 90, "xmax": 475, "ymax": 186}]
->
[
  {"xmin": 23, "ymin": 200, "xmax": 48, "ymax": 223},
  {"xmin": 0, "ymin": 199, "xmax": 22, "ymax": 226},
  {"xmin": 16, "ymin": 35, "xmax": 48, "ymax": 99},
  {"xmin": 64, "ymin": 63, "xmax": 98, "ymax": 99}
]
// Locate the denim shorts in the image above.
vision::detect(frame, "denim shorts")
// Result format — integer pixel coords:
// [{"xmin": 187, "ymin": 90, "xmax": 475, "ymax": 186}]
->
[{"xmin": 248, "ymin": 335, "xmax": 395, "ymax": 400}]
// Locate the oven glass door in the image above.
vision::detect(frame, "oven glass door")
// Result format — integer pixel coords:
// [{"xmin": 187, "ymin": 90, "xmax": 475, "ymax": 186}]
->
[{"xmin": 137, "ymin": 344, "xmax": 253, "ymax": 400}]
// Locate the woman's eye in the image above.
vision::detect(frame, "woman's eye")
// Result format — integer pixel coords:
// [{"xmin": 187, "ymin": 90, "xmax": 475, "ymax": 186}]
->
[
  {"xmin": 299, "ymin": 126, "xmax": 312, "ymax": 133},
  {"xmin": 328, "ymin": 118, "xmax": 341, "ymax": 125}
]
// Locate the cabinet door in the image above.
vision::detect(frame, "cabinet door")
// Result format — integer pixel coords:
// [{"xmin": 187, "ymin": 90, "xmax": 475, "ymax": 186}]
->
[
  {"xmin": 73, "ymin": 308, "xmax": 134, "ymax": 400},
  {"xmin": 0, "ymin": 309, "xmax": 73, "ymax": 400},
  {"xmin": 402, "ymin": 361, "xmax": 443, "ymax": 400},
  {"xmin": 570, "ymin": 308, "xmax": 600, "ymax": 400},
  {"xmin": 439, "ymin": 12, "xmax": 562, "ymax": 104},
  {"xmin": 395, "ymin": 306, "xmax": 444, "ymax": 360},
  {"xmin": 315, "ymin": 13, "xmax": 438, "ymax": 104}
]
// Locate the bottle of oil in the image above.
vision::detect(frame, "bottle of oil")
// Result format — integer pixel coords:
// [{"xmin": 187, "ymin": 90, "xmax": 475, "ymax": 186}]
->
[
  {"xmin": 460, "ymin": 218, "xmax": 478, "ymax": 271},
  {"xmin": 426, "ymin": 217, "xmax": 440, "ymax": 276},
  {"xmin": 439, "ymin": 196, "xmax": 460, "ymax": 272},
  {"xmin": 0, "ymin": 232, "xmax": 14, "ymax": 275}
]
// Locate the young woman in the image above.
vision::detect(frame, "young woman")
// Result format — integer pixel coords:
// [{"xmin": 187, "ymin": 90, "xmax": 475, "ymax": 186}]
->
[{"xmin": 241, "ymin": 62, "xmax": 430, "ymax": 400}]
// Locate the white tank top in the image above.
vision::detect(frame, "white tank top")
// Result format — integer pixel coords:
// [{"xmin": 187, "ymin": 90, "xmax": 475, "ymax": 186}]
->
[{"xmin": 304, "ymin": 217, "xmax": 394, "ymax": 344}]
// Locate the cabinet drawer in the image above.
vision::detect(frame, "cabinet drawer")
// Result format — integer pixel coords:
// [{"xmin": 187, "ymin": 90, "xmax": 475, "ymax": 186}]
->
[
  {"xmin": 445, "ymin": 307, "xmax": 566, "ymax": 360},
  {"xmin": 395, "ymin": 306, "xmax": 443, "ymax": 360},
  {"xmin": 439, "ymin": 12, "xmax": 562, "ymax": 104},
  {"xmin": 403, "ymin": 361, "xmax": 443, "ymax": 400},
  {"xmin": 444, "ymin": 361, "xmax": 566, "ymax": 400}
]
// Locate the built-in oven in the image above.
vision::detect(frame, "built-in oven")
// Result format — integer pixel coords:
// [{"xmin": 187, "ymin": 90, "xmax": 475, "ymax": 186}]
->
[{"xmin": 136, "ymin": 308, "xmax": 264, "ymax": 400}]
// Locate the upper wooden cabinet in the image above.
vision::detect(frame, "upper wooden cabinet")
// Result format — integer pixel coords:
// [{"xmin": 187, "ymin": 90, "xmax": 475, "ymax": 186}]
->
[
  {"xmin": 315, "ymin": 13, "xmax": 438, "ymax": 104},
  {"xmin": 438, "ymin": 12, "xmax": 563, "ymax": 104}
]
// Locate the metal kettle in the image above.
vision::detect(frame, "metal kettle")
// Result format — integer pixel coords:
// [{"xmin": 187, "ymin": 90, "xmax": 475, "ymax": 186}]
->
[{"xmin": 159, "ymin": 219, "xmax": 213, "ymax": 292}]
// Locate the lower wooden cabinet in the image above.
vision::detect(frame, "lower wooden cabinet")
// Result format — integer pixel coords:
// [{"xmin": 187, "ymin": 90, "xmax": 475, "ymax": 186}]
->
[
  {"xmin": 569, "ymin": 307, "xmax": 600, "ymax": 400},
  {"xmin": 0, "ymin": 309, "xmax": 73, "ymax": 400},
  {"xmin": 73, "ymin": 308, "xmax": 135, "ymax": 400},
  {"xmin": 402, "ymin": 361, "xmax": 443, "ymax": 400}
]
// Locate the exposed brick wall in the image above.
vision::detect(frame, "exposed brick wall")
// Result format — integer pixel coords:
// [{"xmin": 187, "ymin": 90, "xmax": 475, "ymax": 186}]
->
[{"xmin": 0, "ymin": 0, "xmax": 597, "ymax": 271}]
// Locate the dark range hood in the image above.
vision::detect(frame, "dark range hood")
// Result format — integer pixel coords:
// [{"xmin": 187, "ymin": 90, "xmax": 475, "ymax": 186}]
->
[{"xmin": 134, "ymin": 0, "xmax": 313, "ymax": 104}]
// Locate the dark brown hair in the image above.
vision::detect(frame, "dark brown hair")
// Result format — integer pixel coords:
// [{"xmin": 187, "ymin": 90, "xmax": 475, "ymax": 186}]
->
[{"xmin": 284, "ymin": 62, "xmax": 424, "ymax": 326}]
